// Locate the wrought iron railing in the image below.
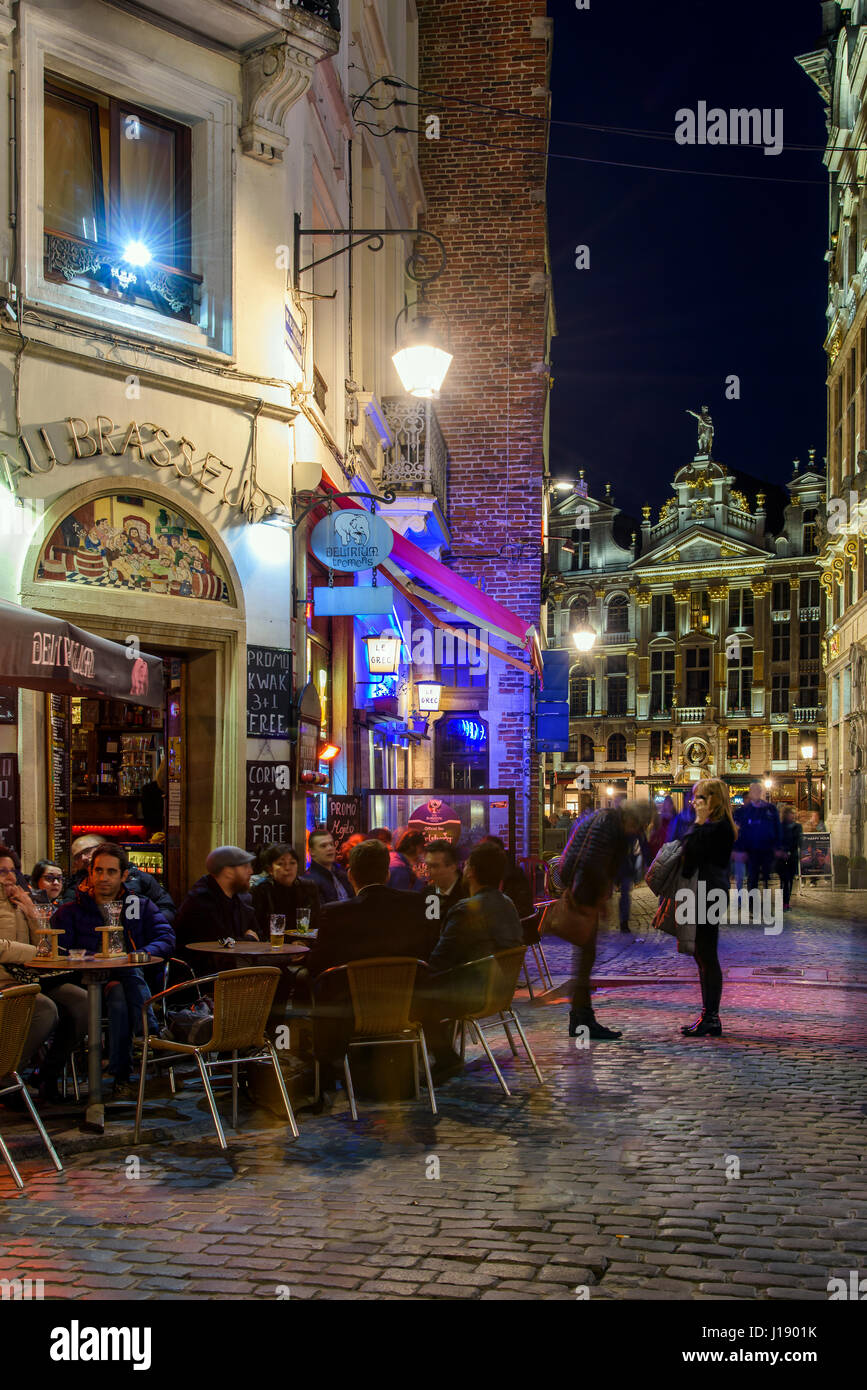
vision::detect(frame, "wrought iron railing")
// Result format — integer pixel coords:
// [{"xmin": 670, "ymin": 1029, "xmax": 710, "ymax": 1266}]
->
[
  {"xmin": 44, "ymin": 229, "xmax": 201, "ymax": 322},
  {"xmin": 290, "ymin": 0, "xmax": 341, "ymax": 31},
  {"xmin": 381, "ymin": 398, "xmax": 447, "ymax": 515}
]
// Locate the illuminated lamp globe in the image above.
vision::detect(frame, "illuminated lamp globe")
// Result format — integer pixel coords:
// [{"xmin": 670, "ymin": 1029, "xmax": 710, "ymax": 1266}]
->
[
  {"xmin": 572, "ymin": 627, "xmax": 596, "ymax": 653},
  {"xmin": 392, "ymin": 341, "xmax": 453, "ymax": 399},
  {"xmin": 800, "ymin": 741, "xmax": 815, "ymax": 761}
]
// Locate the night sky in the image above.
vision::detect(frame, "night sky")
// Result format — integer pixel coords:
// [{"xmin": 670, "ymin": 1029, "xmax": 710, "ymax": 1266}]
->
[{"xmin": 546, "ymin": 0, "xmax": 830, "ymax": 515}]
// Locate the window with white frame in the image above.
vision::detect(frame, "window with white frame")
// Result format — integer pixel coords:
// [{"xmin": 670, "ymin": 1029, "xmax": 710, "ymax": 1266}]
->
[
  {"xmin": 43, "ymin": 75, "xmax": 196, "ymax": 324},
  {"xmin": 606, "ymin": 594, "xmax": 628, "ymax": 633},
  {"xmin": 22, "ymin": 9, "xmax": 234, "ymax": 353}
]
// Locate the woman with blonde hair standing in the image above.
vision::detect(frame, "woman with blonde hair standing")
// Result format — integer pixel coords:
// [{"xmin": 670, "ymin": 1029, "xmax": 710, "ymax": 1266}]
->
[{"xmin": 680, "ymin": 777, "xmax": 736, "ymax": 1038}]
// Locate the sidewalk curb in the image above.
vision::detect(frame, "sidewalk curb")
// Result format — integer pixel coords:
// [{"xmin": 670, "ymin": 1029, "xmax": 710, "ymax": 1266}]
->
[{"xmin": 530, "ymin": 974, "xmax": 867, "ymax": 1001}]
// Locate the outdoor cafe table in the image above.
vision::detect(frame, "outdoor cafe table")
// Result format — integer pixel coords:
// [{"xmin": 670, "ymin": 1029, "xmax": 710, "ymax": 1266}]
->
[
  {"xmin": 29, "ymin": 955, "xmax": 163, "ymax": 1136},
  {"xmin": 185, "ymin": 940, "xmax": 311, "ymax": 964}
]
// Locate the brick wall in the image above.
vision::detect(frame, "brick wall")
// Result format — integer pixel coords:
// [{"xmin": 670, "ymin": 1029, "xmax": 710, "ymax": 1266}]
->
[{"xmin": 417, "ymin": 0, "xmax": 551, "ymax": 858}]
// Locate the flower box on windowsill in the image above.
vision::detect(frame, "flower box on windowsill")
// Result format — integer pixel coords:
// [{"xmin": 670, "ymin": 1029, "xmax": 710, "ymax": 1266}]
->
[{"xmin": 44, "ymin": 229, "xmax": 202, "ymax": 324}]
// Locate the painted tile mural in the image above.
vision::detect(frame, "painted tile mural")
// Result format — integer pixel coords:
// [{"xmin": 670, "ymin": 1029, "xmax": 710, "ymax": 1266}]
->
[{"xmin": 37, "ymin": 493, "xmax": 231, "ymax": 602}]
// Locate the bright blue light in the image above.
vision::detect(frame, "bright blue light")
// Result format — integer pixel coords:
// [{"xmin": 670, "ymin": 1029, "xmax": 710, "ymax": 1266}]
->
[
  {"xmin": 369, "ymin": 675, "xmax": 398, "ymax": 699},
  {"xmin": 448, "ymin": 717, "xmax": 486, "ymax": 745}
]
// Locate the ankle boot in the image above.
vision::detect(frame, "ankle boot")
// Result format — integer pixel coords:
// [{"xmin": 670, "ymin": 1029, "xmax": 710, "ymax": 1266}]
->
[
  {"xmin": 569, "ymin": 1008, "xmax": 623, "ymax": 1040},
  {"xmin": 681, "ymin": 1012, "xmax": 722, "ymax": 1038}
]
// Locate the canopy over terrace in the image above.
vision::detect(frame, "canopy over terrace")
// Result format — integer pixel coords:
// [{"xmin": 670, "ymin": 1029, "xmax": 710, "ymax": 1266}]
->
[
  {"xmin": 327, "ymin": 491, "xmax": 543, "ymax": 677},
  {"xmin": 0, "ymin": 599, "xmax": 164, "ymax": 708}
]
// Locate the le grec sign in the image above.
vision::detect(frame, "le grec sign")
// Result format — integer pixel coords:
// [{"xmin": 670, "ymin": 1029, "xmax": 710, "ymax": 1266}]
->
[
  {"xmin": 2, "ymin": 416, "xmax": 287, "ymax": 521},
  {"xmin": 310, "ymin": 510, "xmax": 394, "ymax": 572}
]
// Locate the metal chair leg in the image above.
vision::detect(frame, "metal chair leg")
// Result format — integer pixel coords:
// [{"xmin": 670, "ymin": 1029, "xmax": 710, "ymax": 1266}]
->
[
  {"xmin": 0, "ymin": 1126, "xmax": 24, "ymax": 1189},
  {"xmin": 471, "ymin": 1019, "xmax": 511, "ymax": 1097},
  {"xmin": 522, "ymin": 960, "xmax": 536, "ymax": 999},
  {"xmin": 343, "ymin": 1053, "xmax": 358, "ymax": 1121},
  {"xmin": 459, "ymin": 1020, "xmax": 466, "ymax": 1060},
  {"xmin": 508, "ymin": 1010, "xmax": 544, "ymax": 1085},
  {"xmin": 134, "ymin": 1036, "xmax": 149, "ymax": 1143},
  {"xmin": 70, "ymin": 1050, "xmax": 81, "ymax": 1102},
  {"xmin": 416, "ymin": 1027, "xmax": 438, "ymax": 1116},
  {"xmin": 17, "ymin": 1075, "xmax": 63, "ymax": 1173},
  {"xmin": 265, "ymin": 1042, "xmax": 299, "ymax": 1139},
  {"xmin": 313, "ymin": 1058, "xmax": 320, "ymax": 1103},
  {"xmin": 196, "ymin": 1053, "xmax": 228, "ymax": 1149},
  {"xmin": 231, "ymin": 1049, "xmax": 239, "ymax": 1130},
  {"xmin": 168, "ymin": 1066, "xmax": 177, "ymax": 1095},
  {"xmin": 500, "ymin": 1012, "xmax": 520, "ymax": 1056},
  {"xmin": 412, "ymin": 1041, "xmax": 420, "ymax": 1099},
  {"xmin": 536, "ymin": 942, "xmax": 554, "ymax": 990}
]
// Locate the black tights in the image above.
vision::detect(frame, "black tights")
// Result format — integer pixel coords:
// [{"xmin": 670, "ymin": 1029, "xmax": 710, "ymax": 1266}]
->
[{"xmin": 694, "ymin": 921, "xmax": 722, "ymax": 1015}]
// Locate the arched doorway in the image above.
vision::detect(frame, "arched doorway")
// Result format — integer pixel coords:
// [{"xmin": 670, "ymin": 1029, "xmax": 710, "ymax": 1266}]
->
[{"xmin": 19, "ymin": 477, "xmax": 245, "ymax": 900}]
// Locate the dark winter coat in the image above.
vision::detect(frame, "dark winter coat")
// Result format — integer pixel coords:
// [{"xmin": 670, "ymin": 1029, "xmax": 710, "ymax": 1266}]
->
[
  {"xmin": 305, "ymin": 859, "xmax": 355, "ymax": 905},
  {"xmin": 681, "ymin": 817, "xmax": 736, "ymax": 894},
  {"xmin": 53, "ymin": 887, "xmax": 175, "ymax": 959},
  {"xmin": 734, "ymin": 799, "xmax": 781, "ymax": 855},
  {"xmin": 428, "ymin": 888, "xmax": 522, "ymax": 975},
  {"xmin": 174, "ymin": 874, "xmax": 256, "ymax": 958},
  {"xmin": 59, "ymin": 866, "xmax": 176, "ymax": 922},
  {"xmin": 251, "ymin": 876, "xmax": 322, "ymax": 939}
]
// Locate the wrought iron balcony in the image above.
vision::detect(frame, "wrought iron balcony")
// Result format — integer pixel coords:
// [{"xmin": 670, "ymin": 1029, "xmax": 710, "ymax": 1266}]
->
[
  {"xmin": 44, "ymin": 230, "xmax": 201, "ymax": 322},
  {"xmin": 381, "ymin": 398, "xmax": 448, "ymax": 516},
  {"xmin": 290, "ymin": 0, "xmax": 341, "ymax": 27},
  {"xmin": 602, "ymin": 631, "xmax": 632, "ymax": 645}
]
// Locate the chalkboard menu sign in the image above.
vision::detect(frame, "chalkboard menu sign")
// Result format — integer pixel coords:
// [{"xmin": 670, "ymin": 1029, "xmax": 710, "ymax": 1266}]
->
[
  {"xmin": 327, "ymin": 795, "xmax": 363, "ymax": 853},
  {"xmin": 0, "ymin": 754, "xmax": 20, "ymax": 852},
  {"xmin": 48, "ymin": 694, "xmax": 71, "ymax": 871},
  {"xmin": 245, "ymin": 759, "xmax": 292, "ymax": 853},
  {"xmin": 0, "ymin": 685, "xmax": 16, "ymax": 723},
  {"xmin": 246, "ymin": 646, "xmax": 292, "ymax": 739}
]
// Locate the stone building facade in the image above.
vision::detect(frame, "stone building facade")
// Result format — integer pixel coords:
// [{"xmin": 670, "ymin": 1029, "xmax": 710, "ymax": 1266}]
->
[
  {"xmin": 799, "ymin": 3, "xmax": 867, "ymax": 864},
  {"xmin": 543, "ymin": 442, "xmax": 827, "ymax": 816}
]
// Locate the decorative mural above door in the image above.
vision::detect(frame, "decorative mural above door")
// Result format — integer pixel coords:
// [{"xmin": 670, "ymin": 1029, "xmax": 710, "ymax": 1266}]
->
[{"xmin": 37, "ymin": 492, "xmax": 232, "ymax": 603}]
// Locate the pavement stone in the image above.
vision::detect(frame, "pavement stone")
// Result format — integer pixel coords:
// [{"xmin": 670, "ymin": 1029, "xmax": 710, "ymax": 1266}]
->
[{"xmin": 1, "ymin": 899, "xmax": 865, "ymax": 1301}]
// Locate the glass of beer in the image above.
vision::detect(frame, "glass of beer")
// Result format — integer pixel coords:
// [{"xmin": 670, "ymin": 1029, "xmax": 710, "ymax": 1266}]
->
[
  {"xmin": 295, "ymin": 907, "xmax": 311, "ymax": 936},
  {"xmin": 269, "ymin": 914, "xmax": 286, "ymax": 949}
]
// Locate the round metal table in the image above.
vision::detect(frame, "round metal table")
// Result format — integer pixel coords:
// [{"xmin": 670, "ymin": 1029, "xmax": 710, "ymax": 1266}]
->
[
  {"xmin": 29, "ymin": 955, "xmax": 163, "ymax": 1135},
  {"xmin": 185, "ymin": 939, "xmax": 311, "ymax": 961}
]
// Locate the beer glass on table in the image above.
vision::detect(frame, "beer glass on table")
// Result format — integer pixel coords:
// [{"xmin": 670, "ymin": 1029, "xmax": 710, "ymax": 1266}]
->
[{"xmin": 269, "ymin": 914, "xmax": 286, "ymax": 949}]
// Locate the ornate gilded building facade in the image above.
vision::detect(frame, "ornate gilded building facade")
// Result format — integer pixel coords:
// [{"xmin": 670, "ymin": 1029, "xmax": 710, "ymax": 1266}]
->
[
  {"xmin": 542, "ymin": 438, "xmax": 826, "ymax": 815},
  {"xmin": 799, "ymin": 3, "xmax": 867, "ymax": 862}
]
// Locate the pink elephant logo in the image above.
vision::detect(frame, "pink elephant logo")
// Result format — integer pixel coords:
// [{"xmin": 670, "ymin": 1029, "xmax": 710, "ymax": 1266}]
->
[{"xmin": 130, "ymin": 657, "xmax": 149, "ymax": 698}]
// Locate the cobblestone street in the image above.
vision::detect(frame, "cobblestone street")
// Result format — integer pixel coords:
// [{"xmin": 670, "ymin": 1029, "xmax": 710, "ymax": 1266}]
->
[{"xmin": 1, "ymin": 888, "xmax": 865, "ymax": 1302}]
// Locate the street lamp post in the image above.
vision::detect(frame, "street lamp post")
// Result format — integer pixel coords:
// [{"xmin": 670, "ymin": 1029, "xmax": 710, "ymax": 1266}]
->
[{"xmin": 801, "ymin": 740, "xmax": 815, "ymax": 814}]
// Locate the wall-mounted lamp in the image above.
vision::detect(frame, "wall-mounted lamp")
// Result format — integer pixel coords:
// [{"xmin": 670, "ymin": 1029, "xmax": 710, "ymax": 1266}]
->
[{"xmin": 416, "ymin": 680, "xmax": 443, "ymax": 712}]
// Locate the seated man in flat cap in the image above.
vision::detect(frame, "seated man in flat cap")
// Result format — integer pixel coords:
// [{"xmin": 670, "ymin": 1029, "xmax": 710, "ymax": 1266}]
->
[{"xmin": 174, "ymin": 845, "xmax": 258, "ymax": 964}]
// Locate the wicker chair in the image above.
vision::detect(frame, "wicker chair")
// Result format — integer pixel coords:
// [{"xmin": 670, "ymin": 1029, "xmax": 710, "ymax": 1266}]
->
[
  {"xmin": 448, "ymin": 947, "xmax": 544, "ymax": 1097},
  {"xmin": 0, "ymin": 984, "xmax": 64, "ymax": 1189},
  {"xmin": 133, "ymin": 968, "xmax": 299, "ymax": 1149},
  {"xmin": 519, "ymin": 909, "xmax": 555, "ymax": 998},
  {"xmin": 313, "ymin": 957, "xmax": 436, "ymax": 1121}
]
